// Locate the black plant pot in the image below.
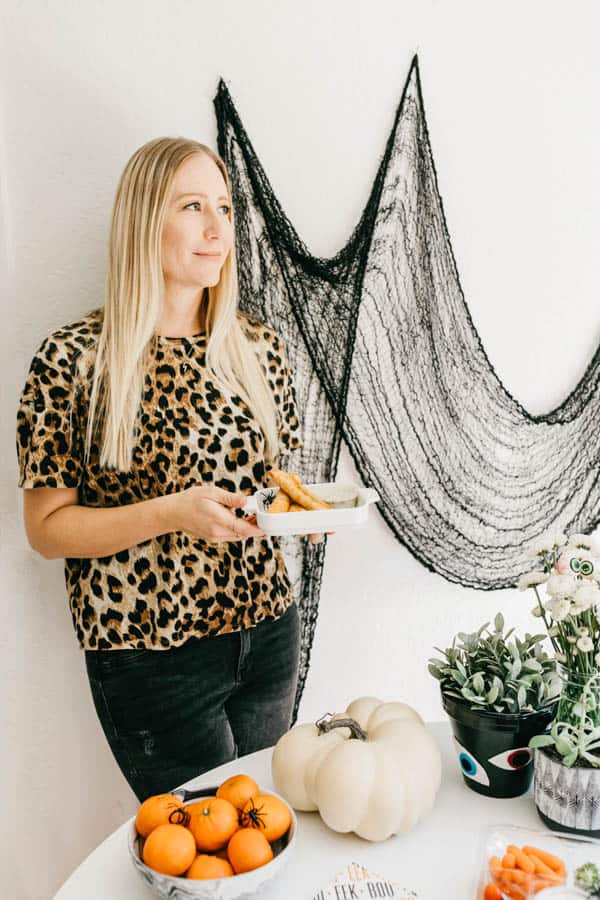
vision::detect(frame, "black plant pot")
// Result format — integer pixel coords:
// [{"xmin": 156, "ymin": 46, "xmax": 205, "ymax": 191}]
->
[{"xmin": 442, "ymin": 692, "xmax": 557, "ymax": 798}]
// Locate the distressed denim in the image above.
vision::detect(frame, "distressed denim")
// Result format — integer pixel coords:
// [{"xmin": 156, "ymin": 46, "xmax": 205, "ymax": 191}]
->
[{"xmin": 84, "ymin": 603, "xmax": 300, "ymax": 801}]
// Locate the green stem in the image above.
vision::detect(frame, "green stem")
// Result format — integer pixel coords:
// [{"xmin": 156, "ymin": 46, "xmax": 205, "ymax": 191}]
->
[{"xmin": 533, "ymin": 586, "xmax": 560, "ymax": 653}]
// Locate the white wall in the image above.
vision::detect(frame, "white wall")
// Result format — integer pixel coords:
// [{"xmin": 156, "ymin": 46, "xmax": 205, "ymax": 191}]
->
[{"xmin": 3, "ymin": 1, "xmax": 600, "ymax": 897}]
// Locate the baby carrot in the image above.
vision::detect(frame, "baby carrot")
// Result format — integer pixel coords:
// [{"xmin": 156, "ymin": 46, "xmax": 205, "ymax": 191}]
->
[
  {"xmin": 507, "ymin": 845, "xmax": 535, "ymax": 874},
  {"xmin": 483, "ymin": 884, "xmax": 503, "ymax": 900},
  {"xmin": 525, "ymin": 852, "xmax": 556, "ymax": 878},
  {"xmin": 489, "ymin": 856, "xmax": 502, "ymax": 875},
  {"xmin": 500, "ymin": 868, "xmax": 534, "ymax": 887},
  {"xmin": 522, "ymin": 846, "xmax": 564, "ymax": 873},
  {"xmin": 502, "ymin": 852, "xmax": 516, "ymax": 868}
]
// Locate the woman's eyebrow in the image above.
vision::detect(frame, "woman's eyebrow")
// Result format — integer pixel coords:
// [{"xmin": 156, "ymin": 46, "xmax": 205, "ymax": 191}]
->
[{"xmin": 175, "ymin": 191, "xmax": 229, "ymax": 202}]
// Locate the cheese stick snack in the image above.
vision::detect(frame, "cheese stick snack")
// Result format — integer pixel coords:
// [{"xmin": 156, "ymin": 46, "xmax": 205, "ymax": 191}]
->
[
  {"xmin": 288, "ymin": 475, "xmax": 303, "ymax": 511},
  {"xmin": 269, "ymin": 468, "xmax": 331, "ymax": 511},
  {"xmin": 269, "ymin": 489, "xmax": 291, "ymax": 513}
]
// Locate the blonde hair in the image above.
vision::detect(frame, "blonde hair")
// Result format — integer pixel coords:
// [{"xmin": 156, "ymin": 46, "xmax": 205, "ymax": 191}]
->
[{"xmin": 85, "ymin": 137, "xmax": 279, "ymax": 472}]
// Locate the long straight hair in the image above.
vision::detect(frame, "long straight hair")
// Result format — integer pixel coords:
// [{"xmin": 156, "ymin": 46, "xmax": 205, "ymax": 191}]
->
[{"xmin": 84, "ymin": 137, "xmax": 279, "ymax": 472}]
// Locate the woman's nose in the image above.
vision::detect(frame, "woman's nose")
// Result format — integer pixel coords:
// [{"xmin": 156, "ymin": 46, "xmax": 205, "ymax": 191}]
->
[{"xmin": 203, "ymin": 208, "xmax": 224, "ymax": 238}]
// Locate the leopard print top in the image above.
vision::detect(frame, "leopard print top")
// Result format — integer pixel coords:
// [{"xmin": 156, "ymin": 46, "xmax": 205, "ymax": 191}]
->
[{"xmin": 16, "ymin": 307, "xmax": 303, "ymax": 650}]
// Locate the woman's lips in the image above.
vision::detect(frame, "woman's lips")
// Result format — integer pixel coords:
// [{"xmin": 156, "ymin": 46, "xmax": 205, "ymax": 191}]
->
[{"xmin": 193, "ymin": 252, "xmax": 222, "ymax": 257}]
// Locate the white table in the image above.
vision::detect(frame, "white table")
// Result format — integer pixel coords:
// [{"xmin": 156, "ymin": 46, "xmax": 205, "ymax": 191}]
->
[{"xmin": 53, "ymin": 722, "xmax": 547, "ymax": 899}]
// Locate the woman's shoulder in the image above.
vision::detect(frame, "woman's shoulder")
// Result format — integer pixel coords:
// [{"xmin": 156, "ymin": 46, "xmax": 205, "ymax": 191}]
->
[
  {"xmin": 238, "ymin": 311, "xmax": 286, "ymax": 354},
  {"xmin": 31, "ymin": 307, "xmax": 103, "ymax": 370}
]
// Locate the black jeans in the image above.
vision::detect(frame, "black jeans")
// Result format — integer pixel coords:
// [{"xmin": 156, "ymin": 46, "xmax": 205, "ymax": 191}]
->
[{"xmin": 84, "ymin": 603, "xmax": 300, "ymax": 801}]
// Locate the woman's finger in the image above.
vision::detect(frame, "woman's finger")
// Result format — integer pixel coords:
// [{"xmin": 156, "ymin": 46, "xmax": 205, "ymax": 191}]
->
[{"xmin": 210, "ymin": 505, "xmax": 264, "ymax": 541}]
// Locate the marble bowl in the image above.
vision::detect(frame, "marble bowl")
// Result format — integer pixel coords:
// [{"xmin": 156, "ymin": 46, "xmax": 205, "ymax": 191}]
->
[{"xmin": 128, "ymin": 789, "xmax": 297, "ymax": 900}]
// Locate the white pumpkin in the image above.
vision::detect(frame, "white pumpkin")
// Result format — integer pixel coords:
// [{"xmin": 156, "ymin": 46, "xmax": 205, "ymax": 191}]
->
[{"xmin": 271, "ymin": 696, "xmax": 442, "ymax": 842}]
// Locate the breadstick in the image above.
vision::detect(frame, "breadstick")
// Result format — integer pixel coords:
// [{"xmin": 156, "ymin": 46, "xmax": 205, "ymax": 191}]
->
[
  {"xmin": 288, "ymin": 503, "xmax": 305, "ymax": 512},
  {"xmin": 269, "ymin": 468, "xmax": 331, "ymax": 511},
  {"xmin": 291, "ymin": 481, "xmax": 332, "ymax": 510},
  {"xmin": 268, "ymin": 489, "xmax": 291, "ymax": 513}
]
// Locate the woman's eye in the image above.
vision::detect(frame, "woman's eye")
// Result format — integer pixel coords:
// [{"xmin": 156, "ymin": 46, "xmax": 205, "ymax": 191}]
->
[{"xmin": 183, "ymin": 202, "xmax": 230, "ymax": 214}]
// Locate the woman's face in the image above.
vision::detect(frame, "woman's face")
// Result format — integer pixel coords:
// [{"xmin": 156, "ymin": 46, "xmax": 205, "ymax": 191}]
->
[{"xmin": 161, "ymin": 152, "xmax": 233, "ymax": 290}]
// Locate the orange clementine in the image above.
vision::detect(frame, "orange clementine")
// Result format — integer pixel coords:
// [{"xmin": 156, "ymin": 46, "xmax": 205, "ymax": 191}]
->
[
  {"xmin": 187, "ymin": 854, "xmax": 234, "ymax": 879},
  {"xmin": 240, "ymin": 793, "xmax": 291, "ymax": 842},
  {"xmin": 142, "ymin": 823, "xmax": 196, "ymax": 876},
  {"xmin": 227, "ymin": 828, "xmax": 273, "ymax": 874},
  {"xmin": 187, "ymin": 797, "xmax": 239, "ymax": 851},
  {"xmin": 135, "ymin": 794, "xmax": 189, "ymax": 837},
  {"xmin": 216, "ymin": 774, "xmax": 260, "ymax": 811}
]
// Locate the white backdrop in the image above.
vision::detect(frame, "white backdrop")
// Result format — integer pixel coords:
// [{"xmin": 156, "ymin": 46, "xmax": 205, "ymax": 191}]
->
[{"xmin": 3, "ymin": 1, "xmax": 600, "ymax": 897}]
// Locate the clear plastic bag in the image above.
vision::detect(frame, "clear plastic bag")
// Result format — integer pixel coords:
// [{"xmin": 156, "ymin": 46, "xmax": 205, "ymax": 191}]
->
[{"xmin": 477, "ymin": 824, "xmax": 600, "ymax": 899}]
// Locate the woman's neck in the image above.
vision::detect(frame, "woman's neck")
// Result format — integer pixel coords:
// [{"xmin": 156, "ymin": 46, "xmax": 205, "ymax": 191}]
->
[{"xmin": 156, "ymin": 286, "xmax": 208, "ymax": 337}]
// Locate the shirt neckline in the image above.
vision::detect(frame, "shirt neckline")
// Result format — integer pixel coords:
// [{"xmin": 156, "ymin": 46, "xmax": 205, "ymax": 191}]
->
[{"xmin": 154, "ymin": 331, "xmax": 207, "ymax": 344}]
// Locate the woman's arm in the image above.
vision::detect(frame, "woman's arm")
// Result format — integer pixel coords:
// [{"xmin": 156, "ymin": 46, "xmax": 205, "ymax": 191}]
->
[{"xmin": 23, "ymin": 485, "xmax": 263, "ymax": 560}]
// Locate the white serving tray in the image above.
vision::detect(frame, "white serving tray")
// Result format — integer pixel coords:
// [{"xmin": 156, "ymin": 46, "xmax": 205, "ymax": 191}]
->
[{"xmin": 242, "ymin": 481, "xmax": 380, "ymax": 536}]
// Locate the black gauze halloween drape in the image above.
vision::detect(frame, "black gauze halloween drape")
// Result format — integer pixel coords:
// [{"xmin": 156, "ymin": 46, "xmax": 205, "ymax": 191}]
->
[{"xmin": 214, "ymin": 56, "xmax": 600, "ymax": 720}]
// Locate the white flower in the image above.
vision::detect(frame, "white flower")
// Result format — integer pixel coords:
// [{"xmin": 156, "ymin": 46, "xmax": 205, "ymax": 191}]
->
[
  {"xmin": 559, "ymin": 548, "xmax": 600, "ymax": 580},
  {"xmin": 579, "ymin": 627, "xmax": 590, "ymax": 637},
  {"xmin": 556, "ymin": 653, "xmax": 567, "ymax": 663},
  {"xmin": 595, "ymin": 652, "xmax": 600, "ymax": 666},
  {"xmin": 547, "ymin": 598, "xmax": 571, "ymax": 622},
  {"xmin": 572, "ymin": 583, "xmax": 600, "ymax": 614},
  {"xmin": 568, "ymin": 635, "xmax": 578, "ymax": 644},
  {"xmin": 549, "ymin": 626, "xmax": 560, "ymax": 637},
  {"xmin": 577, "ymin": 636, "xmax": 594, "ymax": 653},
  {"xmin": 531, "ymin": 605, "xmax": 544, "ymax": 617},
  {"xmin": 518, "ymin": 571, "xmax": 549, "ymax": 591},
  {"xmin": 546, "ymin": 574, "xmax": 578, "ymax": 598}
]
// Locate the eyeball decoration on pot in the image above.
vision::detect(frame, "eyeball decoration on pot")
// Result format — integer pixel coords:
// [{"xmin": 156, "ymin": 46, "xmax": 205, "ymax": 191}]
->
[{"xmin": 271, "ymin": 696, "xmax": 442, "ymax": 842}]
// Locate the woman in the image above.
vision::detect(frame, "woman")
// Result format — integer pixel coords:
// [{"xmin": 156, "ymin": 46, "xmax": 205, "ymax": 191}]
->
[{"xmin": 16, "ymin": 137, "xmax": 321, "ymax": 801}]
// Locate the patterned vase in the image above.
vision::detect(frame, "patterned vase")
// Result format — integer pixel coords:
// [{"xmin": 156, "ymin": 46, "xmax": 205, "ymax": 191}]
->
[
  {"xmin": 533, "ymin": 667, "xmax": 600, "ymax": 836},
  {"xmin": 534, "ymin": 747, "xmax": 600, "ymax": 836}
]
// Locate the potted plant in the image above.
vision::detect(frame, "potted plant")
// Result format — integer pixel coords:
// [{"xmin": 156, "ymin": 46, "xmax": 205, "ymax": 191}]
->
[
  {"xmin": 521, "ymin": 531, "xmax": 600, "ymax": 836},
  {"xmin": 429, "ymin": 613, "xmax": 560, "ymax": 798}
]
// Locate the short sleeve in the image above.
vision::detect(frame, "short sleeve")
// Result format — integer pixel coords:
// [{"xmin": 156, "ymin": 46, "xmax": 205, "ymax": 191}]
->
[
  {"xmin": 275, "ymin": 339, "xmax": 303, "ymax": 460},
  {"xmin": 16, "ymin": 336, "xmax": 84, "ymax": 489}
]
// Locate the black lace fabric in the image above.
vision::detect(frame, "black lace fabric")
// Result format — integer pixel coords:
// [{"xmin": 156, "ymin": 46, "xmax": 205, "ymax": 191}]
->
[{"xmin": 215, "ymin": 56, "xmax": 600, "ymax": 720}]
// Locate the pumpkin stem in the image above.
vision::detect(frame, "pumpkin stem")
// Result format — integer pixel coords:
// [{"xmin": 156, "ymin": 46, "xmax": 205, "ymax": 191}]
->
[{"xmin": 315, "ymin": 713, "xmax": 368, "ymax": 741}]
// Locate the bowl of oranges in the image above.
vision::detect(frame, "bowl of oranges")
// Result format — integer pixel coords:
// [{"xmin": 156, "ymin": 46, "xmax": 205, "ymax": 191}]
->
[{"xmin": 128, "ymin": 773, "xmax": 297, "ymax": 899}]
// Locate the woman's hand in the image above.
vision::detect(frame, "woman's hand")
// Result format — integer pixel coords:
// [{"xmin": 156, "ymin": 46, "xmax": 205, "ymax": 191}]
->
[{"xmin": 167, "ymin": 485, "xmax": 264, "ymax": 543}]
